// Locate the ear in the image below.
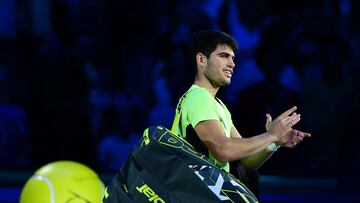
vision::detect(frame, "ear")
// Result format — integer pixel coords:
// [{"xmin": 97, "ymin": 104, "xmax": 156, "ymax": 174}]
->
[{"xmin": 196, "ymin": 52, "xmax": 207, "ymax": 67}]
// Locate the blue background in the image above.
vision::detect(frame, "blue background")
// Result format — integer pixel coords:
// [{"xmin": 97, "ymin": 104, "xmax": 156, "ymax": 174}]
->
[{"xmin": 0, "ymin": 0, "xmax": 359, "ymax": 202}]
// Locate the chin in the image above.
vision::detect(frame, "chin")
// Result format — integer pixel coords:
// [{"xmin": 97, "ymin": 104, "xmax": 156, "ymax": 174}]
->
[
  {"xmin": 225, "ymin": 79, "xmax": 231, "ymax": 85},
  {"xmin": 219, "ymin": 81, "xmax": 231, "ymax": 87}
]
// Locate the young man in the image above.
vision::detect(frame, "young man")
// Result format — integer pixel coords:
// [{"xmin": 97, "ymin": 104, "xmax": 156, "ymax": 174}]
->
[{"xmin": 171, "ymin": 30, "xmax": 310, "ymax": 193}]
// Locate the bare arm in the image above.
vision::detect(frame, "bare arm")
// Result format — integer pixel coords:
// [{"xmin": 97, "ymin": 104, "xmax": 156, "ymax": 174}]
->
[
  {"xmin": 194, "ymin": 120, "xmax": 277, "ymax": 162},
  {"xmin": 193, "ymin": 106, "xmax": 301, "ymax": 169},
  {"xmin": 231, "ymin": 126, "xmax": 275, "ymax": 172}
]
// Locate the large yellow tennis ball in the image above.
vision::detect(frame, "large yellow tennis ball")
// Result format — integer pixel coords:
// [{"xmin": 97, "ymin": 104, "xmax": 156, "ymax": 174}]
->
[{"xmin": 20, "ymin": 160, "xmax": 104, "ymax": 203}]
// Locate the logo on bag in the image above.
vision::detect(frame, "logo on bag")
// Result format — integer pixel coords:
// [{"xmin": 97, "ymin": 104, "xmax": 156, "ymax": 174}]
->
[
  {"xmin": 136, "ymin": 183, "xmax": 165, "ymax": 203},
  {"xmin": 188, "ymin": 164, "xmax": 258, "ymax": 203}
]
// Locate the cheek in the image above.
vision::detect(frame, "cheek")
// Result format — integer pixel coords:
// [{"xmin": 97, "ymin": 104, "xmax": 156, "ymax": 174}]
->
[{"xmin": 204, "ymin": 66, "xmax": 216, "ymax": 76}]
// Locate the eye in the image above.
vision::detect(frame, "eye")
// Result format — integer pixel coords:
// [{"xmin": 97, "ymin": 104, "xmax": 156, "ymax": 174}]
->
[{"xmin": 219, "ymin": 53, "xmax": 235, "ymax": 60}]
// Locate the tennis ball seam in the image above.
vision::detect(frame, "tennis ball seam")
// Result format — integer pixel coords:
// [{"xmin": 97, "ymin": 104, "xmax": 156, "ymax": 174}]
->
[{"xmin": 33, "ymin": 174, "xmax": 55, "ymax": 203}]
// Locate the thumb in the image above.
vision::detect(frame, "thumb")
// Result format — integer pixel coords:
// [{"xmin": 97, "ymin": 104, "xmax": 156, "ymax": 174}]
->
[{"xmin": 265, "ymin": 114, "xmax": 272, "ymax": 130}]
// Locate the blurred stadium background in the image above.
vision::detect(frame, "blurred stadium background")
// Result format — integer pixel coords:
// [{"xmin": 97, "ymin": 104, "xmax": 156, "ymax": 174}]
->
[{"xmin": 0, "ymin": 0, "xmax": 360, "ymax": 202}]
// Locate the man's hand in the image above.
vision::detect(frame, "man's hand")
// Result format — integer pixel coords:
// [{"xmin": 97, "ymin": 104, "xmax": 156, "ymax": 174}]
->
[
  {"xmin": 265, "ymin": 106, "xmax": 301, "ymax": 140},
  {"xmin": 278, "ymin": 129, "xmax": 311, "ymax": 148},
  {"xmin": 265, "ymin": 109, "xmax": 311, "ymax": 147}
]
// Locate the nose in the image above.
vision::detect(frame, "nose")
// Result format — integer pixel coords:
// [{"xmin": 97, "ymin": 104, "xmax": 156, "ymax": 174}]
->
[{"xmin": 228, "ymin": 58, "xmax": 235, "ymax": 68}]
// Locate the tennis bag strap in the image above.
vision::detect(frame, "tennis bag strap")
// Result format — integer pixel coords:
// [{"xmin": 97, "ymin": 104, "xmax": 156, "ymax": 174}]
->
[{"xmin": 104, "ymin": 126, "xmax": 258, "ymax": 203}]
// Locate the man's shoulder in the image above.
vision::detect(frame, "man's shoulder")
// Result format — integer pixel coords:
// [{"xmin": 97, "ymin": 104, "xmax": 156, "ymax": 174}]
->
[
  {"xmin": 186, "ymin": 85, "xmax": 212, "ymax": 100},
  {"xmin": 182, "ymin": 87, "xmax": 214, "ymax": 111}
]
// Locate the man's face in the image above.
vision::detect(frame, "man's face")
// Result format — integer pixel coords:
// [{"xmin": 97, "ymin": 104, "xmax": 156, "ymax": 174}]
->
[{"xmin": 203, "ymin": 44, "xmax": 235, "ymax": 87}]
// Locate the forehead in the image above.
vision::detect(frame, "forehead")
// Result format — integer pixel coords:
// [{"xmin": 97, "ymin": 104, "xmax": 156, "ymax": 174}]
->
[{"xmin": 213, "ymin": 44, "xmax": 235, "ymax": 57}]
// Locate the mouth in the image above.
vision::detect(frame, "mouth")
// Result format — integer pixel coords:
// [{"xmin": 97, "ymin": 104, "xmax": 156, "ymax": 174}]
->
[{"xmin": 223, "ymin": 69, "xmax": 233, "ymax": 78}]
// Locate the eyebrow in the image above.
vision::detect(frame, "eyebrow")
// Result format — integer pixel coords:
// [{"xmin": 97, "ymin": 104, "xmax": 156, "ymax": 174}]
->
[{"xmin": 218, "ymin": 52, "xmax": 235, "ymax": 59}]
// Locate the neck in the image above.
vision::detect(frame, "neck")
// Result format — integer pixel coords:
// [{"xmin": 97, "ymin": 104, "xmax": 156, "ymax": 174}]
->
[{"xmin": 194, "ymin": 78, "xmax": 219, "ymax": 97}]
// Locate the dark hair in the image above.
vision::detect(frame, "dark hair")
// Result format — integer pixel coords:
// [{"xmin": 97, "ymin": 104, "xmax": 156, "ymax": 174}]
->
[{"xmin": 188, "ymin": 30, "xmax": 238, "ymax": 72}]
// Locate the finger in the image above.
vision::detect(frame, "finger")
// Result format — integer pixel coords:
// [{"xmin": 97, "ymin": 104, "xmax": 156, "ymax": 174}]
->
[
  {"xmin": 303, "ymin": 133, "xmax": 311, "ymax": 137},
  {"xmin": 289, "ymin": 132, "xmax": 301, "ymax": 142},
  {"xmin": 293, "ymin": 136, "xmax": 304, "ymax": 143},
  {"xmin": 285, "ymin": 113, "xmax": 297, "ymax": 121},
  {"xmin": 278, "ymin": 106, "xmax": 297, "ymax": 119},
  {"xmin": 295, "ymin": 131, "xmax": 311, "ymax": 138},
  {"xmin": 285, "ymin": 113, "xmax": 301, "ymax": 123},
  {"xmin": 295, "ymin": 132, "xmax": 305, "ymax": 139},
  {"xmin": 287, "ymin": 115, "xmax": 301, "ymax": 127},
  {"xmin": 285, "ymin": 117, "xmax": 293, "ymax": 122},
  {"xmin": 287, "ymin": 131, "xmax": 308, "ymax": 148},
  {"xmin": 265, "ymin": 114, "xmax": 272, "ymax": 130},
  {"xmin": 297, "ymin": 134, "xmax": 305, "ymax": 139},
  {"xmin": 292, "ymin": 129, "xmax": 299, "ymax": 134},
  {"xmin": 287, "ymin": 130, "xmax": 298, "ymax": 139},
  {"xmin": 266, "ymin": 114, "xmax": 272, "ymax": 123},
  {"xmin": 290, "ymin": 138, "xmax": 302, "ymax": 146}
]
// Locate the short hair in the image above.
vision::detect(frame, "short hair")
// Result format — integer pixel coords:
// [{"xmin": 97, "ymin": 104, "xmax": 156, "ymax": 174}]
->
[{"xmin": 188, "ymin": 30, "xmax": 238, "ymax": 72}]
